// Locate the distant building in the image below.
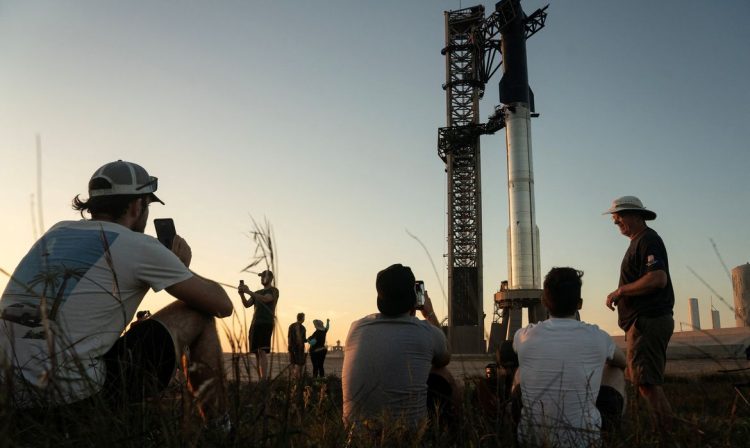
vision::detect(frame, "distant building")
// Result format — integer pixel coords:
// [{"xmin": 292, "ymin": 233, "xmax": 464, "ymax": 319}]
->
[
  {"xmin": 331, "ymin": 339, "xmax": 343, "ymax": 353},
  {"xmin": 689, "ymin": 298, "xmax": 701, "ymax": 330},
  {"xmin": 711, "ymin": 307, "xmax": 721, "ymax": 329},
  {"xmin": 732, "ymin": 263, "xmax": 750, "ymax": 327}
]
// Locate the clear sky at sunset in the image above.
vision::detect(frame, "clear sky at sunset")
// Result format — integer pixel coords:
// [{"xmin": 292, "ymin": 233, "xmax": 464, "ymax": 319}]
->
[{"xmin": 2, "ymin": 0, "xmax": 749, "ymax": 352}]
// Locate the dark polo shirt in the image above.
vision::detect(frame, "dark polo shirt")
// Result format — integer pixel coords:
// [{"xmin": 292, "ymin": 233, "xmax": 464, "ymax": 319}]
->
[{"xmin": 617, "ymin": 227, "xmax": 675, "ymax": 331}]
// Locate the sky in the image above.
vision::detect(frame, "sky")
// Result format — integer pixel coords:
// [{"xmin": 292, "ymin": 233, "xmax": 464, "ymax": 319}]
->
[{"xmin": 1, "ymin": 0, "xmax": 749, "ymax": 352}]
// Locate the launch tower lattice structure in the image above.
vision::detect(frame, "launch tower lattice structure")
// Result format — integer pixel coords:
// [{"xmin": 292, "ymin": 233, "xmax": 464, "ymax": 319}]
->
[
  {"xmin": 438, "ymin": 1, "xmax": 547, "ymax": 354},
  {"xmin": 438, "ymin": 5, "xmax": 491, "ymax": 354},
  {"xmin": 438, "ymin": 3, "xmax": 515, "ymax": 353}
]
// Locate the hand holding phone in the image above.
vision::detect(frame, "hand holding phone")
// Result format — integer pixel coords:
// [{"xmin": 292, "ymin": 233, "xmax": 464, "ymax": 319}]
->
[
  {"xmin": 154, "ymin": 218, "xmax": 176, "ymax": 249},
  {"xmin": 239, "ymin": 280, "xmax": 255, "ymax": 308}
]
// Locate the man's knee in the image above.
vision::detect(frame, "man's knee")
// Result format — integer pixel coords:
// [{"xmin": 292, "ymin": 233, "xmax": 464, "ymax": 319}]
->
[{"xmin": 153, "ymin": 301, "xmax": 216, "ymax": 349}]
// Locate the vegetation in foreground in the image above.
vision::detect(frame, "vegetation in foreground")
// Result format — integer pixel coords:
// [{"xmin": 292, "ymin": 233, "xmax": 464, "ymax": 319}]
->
[{"xmin": 2, "ymin": 365, "xmax": 750, "ymax": 448}]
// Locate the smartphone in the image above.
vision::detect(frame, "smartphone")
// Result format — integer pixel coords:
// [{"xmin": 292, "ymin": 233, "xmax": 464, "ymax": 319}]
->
[
  {"xmin": 415, "ymin": 280, "xmax": 425, "ymax": 309},
  {"xmin": 154, "ymin": 218, "xmax": 176, "ymax": 249}
]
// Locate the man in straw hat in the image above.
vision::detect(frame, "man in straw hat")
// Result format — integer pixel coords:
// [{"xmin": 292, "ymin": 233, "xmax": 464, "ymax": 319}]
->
[{"xmin": 603, "ymin": 195, "xmax": 674, "ymax": 429}]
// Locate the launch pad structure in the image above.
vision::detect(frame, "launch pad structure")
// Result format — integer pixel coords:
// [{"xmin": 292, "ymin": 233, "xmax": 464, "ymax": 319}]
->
[{"xmin": 438, "ymin": 0, "xmax": 548, "ymax": 354}]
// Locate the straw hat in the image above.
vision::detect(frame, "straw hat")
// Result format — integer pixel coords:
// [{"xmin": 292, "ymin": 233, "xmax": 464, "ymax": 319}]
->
[{"xmin": 603, "ymin": 195, "xmax": 656, "ymax": 220}]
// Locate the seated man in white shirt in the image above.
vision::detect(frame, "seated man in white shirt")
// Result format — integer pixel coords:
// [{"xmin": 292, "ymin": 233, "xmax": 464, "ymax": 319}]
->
[{"xmin": 513, "ymin": 267, "xmax": 626, "ymax": 447}]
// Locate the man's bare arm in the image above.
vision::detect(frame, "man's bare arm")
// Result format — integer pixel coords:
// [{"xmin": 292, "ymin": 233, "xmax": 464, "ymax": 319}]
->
[
  {"xmin": 420, "ymin": 291, "xmax": 442, "ymax": 328},
  {"xmin": 164, "ymin": 234, "xmax": 233, "ymax": 317},
  {"xmin": 166, "ymin": 275, "xmax": 233, "ymax": 317},
  {"xmin": 607, "ymin": 270, "xmax": 668, "ymax": 310},
  {"xmin": 421, "ymin": 291, "xmax": 451, "ymax": 367},
  {"xmin": 238, "ymin": 284, "xmax": 275, "ymax": 303}
]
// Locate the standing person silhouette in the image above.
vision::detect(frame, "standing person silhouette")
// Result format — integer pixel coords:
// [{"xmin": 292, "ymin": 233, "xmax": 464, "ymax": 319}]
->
[
  {"xmin": 308, "ymin": 318, "xmax": 330, "ymax": 378},
  {"xmin": 287, "ymin": 313, "xmax": 307, "ymax": 380},
  {"xmin": 239, "ymin": 270, "xmax": 279, "ymax": 381}
]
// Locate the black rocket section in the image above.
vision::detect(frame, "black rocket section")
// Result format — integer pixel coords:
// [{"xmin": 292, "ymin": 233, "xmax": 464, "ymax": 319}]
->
[{"xmin": 498, "ymin": 0, "xmax": 530, "ymax": 106}]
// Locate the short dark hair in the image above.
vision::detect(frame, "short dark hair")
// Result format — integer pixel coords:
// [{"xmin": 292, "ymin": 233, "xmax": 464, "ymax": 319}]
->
[
  {"xmin": 376, "ymin": 264, "xmax": 416, "ymax": 316},
  {"xmin": 543, "ymin": 267, "xmax": 583, "ymax": 317},
  {"xmin": 297, "ymin": 312, "xmax": 305, "ymax": 321},
  {"xmin": 72, "ymin": 194, "xmax": 147, "ymax": 220}
]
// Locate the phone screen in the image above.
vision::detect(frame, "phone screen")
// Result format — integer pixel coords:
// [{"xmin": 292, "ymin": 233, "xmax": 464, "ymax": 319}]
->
[
  {"xmin": 415, "ymin": 280, "xmax": 425, "ymax": 309},
  {"xmin": 154, "ymin": 218, "xmax": 176, "ymax": 249}
]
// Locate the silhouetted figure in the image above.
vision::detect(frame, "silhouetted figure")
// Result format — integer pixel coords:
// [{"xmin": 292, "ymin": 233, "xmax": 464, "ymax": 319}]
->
[
  {"xmin": 239, "ymin": 270, "xmax": 279, "ymax": 381},
  {"xmin": 288, "ymin": 312, "xmax": 307, "ymax": 380},
  {"xmin": 308, "ymin": 318, "xmax": 330, "ymax": 378}
]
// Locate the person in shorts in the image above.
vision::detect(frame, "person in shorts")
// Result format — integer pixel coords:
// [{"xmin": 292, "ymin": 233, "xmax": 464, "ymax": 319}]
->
[
  {"xmin": 287, "ymin": 312, "xmax": 307, "ymax": 379},
  {"xmin": 0, "ymin": 160, "xmax": 233, "ymax": 424},
  {"xmin": 239, "ymin": 270, "xmax": 279, "ymax": 380},
  {"xmin": 604, "ymin": 195, "xmax": 675, "ymax": 429}
]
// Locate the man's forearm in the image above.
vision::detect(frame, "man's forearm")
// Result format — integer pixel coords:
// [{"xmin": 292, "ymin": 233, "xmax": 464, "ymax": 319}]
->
[
  {"xmin": 424, "ymin": 310, "xmax": 440, "ymax": 327},
  {"xmin": 618, "ymin": 270, "xmax": 667, "ymax": 297},
  {"xmin": 190, "ymin": 271, "xmax": 226, "ymax": 296},
  {"xmin": 167, "ymin": 273, "xmax": 233, "ymax": 317}
]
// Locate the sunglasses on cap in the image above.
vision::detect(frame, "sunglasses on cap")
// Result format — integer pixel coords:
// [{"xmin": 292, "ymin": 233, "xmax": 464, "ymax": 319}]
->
[{"xmin": 136, "ymin": 177, "xmax": 158, "ymax": 192}]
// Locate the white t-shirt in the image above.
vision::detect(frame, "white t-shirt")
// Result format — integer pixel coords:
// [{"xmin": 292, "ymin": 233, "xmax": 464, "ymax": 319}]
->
[
  {"xmin": 0, "ymin": 220, "xmax": 192, "ymax": 406},
  {"xmin": 342, "ymin": 313, "xmax": 448, "ymax": 426},
  {"xmin": 514, "ymin": 318, "xmax": 616, "ymax": 447}
]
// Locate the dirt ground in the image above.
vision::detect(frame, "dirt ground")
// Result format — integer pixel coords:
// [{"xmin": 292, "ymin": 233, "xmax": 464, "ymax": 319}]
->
[{"xmin": 224, "ymin": 352, "xmax": 750, "ymax": 383}]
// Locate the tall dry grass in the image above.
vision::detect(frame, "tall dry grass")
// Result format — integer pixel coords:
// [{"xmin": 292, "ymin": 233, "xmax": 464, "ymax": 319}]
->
[{"xmin": 3, "ymin": 221, "xmax": 750, "ymax": 446}]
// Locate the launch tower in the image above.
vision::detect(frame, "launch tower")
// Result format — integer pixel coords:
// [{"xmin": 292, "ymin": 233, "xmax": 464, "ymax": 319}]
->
[{"xmin": 439, "ymin": 0, "xmax": 547, "ymax": 353}]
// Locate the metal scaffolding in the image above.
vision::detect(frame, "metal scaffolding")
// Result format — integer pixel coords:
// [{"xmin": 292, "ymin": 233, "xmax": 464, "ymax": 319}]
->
[
  {"xmin": 438, "ymin": 1, "xmax": 548, "ymax": 354},
  {"xmin": 438, "ymin": 5, "xmax": 490, "ymax": 354}
]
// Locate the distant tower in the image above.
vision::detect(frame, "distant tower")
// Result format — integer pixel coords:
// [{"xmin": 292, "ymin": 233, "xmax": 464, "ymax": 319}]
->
[
  {"xmin": 439, "ymin": 5, "xmax": 488, "ymax": 354},
  {"xmin": 711, "ymin": 305, "xmax": 721, "ymax": 329},
  {"xmin": 732, "ymin": 263, "xmax": 750, "ymax": 327},
  {"xmin": 688, "ymin": 298, "xmax": 701, "ymax": 330}
]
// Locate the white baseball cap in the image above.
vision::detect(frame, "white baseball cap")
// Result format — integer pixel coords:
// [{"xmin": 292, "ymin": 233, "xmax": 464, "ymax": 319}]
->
[{"xmin": 88, "ymin": 160, "xmax": 164, "ymax": 204}]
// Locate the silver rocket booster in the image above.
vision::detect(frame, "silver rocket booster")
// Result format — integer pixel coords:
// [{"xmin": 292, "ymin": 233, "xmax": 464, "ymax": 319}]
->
[
  {"xmin": 497, "ymin": 0, "xmax": 546, "ymax": 340},
  {"xmin": 506, "ymin": 103, "xmax": 541, "ymax": 291}
]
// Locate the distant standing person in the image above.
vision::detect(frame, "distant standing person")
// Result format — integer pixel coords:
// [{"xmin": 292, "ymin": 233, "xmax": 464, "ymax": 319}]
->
[
  {"xmin": 239, "ymin": 270, "xmax": 279, "ymax": 380},
  {"xmin": 604, "ymin": 196, "xmax": 675, "ymax": 429},
  {"xmin": 308, "ymin": 318, "xmax": 330, "ymax": 378},
  {"xmin": 287, "ymin": 312, "xmax": 307, "ymax": 379}
]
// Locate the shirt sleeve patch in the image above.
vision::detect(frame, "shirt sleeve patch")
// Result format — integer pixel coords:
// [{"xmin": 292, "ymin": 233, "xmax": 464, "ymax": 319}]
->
[{"xmin": 646, "ymin": 254, "xmax": 663, "ymax": 269}]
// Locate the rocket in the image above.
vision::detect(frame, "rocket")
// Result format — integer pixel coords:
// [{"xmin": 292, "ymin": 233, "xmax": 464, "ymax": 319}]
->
[{"xmin": 499, "ymin": 0, "xmax": 545, "ymax": 338}]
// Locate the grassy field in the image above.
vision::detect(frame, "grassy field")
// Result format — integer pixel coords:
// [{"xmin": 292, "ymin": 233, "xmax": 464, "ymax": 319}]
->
[{"xmin": 3, "ymin": 358, "xmax": 750, "ymax": 448}]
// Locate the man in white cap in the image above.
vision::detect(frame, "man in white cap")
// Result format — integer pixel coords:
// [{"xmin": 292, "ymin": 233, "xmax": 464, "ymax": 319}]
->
[
  {"xmin": 0, "ymin": 160, "xmax": 233, "ymax": 427},
  {"xmin": 604, "ymin": 196, "xmax": 674, "ymax": 430}
]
